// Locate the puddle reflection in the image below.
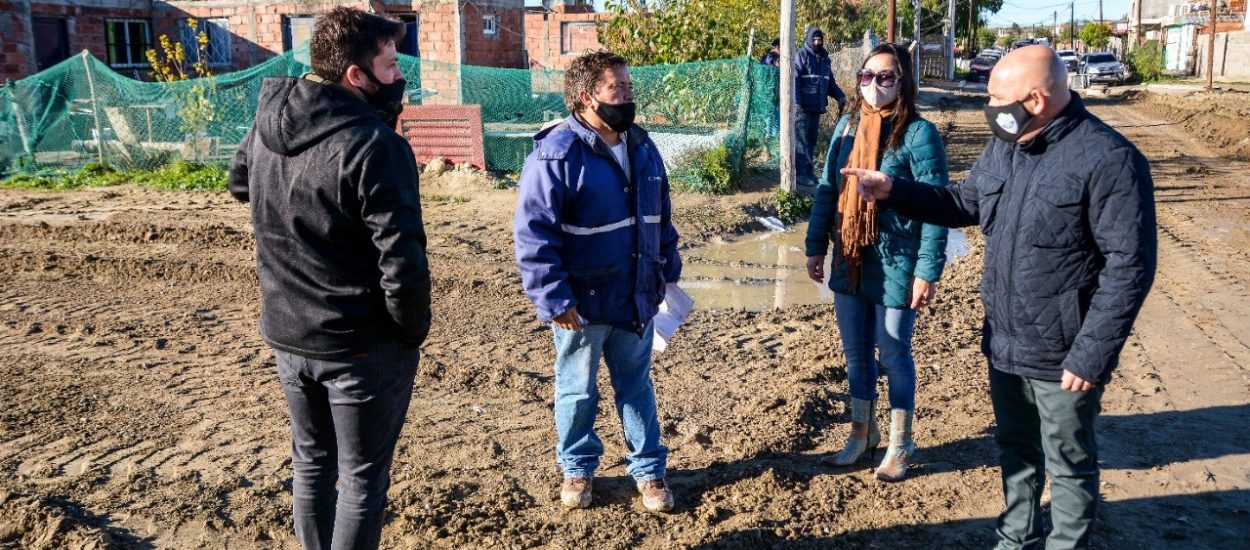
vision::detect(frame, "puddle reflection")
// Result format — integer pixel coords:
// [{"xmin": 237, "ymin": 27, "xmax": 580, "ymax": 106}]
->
[{"xmin": 681, "ymin": 223, "xmax": 968, "ymax": 311}]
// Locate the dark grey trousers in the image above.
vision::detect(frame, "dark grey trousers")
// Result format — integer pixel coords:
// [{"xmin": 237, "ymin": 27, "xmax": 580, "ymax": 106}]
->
[
  {"xmin": 989, "ymin": 366, "xmax": 1104, "ymax": 550},
  {"xmin": 276, "ymin": 339, "xmax": 418, "ymax": 550},
  {"xmin": 795, "ymin": 109, "xmax": 822, "ymax": 186}
]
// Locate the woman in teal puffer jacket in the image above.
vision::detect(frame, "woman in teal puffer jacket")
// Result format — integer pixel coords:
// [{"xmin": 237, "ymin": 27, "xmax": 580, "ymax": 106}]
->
[{"xmin": 804, "ymin": 43, "xmax": 950, "ymax": 482}]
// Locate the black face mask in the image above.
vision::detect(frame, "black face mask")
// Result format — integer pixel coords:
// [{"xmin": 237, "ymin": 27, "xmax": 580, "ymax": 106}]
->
[
  {"xmin": 360, "ymin": 66, "xmax": 406, "ymax": 127},
  {"xmin": 594, "ymin": 100, "xmax": 636, "ymax": 133},
  {"xmin": 984, "ymin": 100, "xmax": 1035, "ymax": 143}
]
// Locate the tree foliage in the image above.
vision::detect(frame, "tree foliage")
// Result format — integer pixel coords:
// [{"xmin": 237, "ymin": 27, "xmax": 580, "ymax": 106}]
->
[
  {"xmin": 146, "ymin": 18, "xmax": 218, "ymax": 139},
  {"xmin": 1080, "ymin": 22, "xmax": 1111, "ymax": 50},
  {"xmin": 599, "ymin": 0, "xmax": 869, "ymax": 65}
]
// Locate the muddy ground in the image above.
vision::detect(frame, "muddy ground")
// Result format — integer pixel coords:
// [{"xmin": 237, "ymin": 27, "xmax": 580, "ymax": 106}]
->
[{"xmin": 0, "ymin": 88, "xmax": 1248, "ymax": 549}]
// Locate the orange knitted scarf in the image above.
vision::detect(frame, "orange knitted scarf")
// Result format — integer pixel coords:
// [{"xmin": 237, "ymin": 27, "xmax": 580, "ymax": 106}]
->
[{"xmin": 837, "ymin": 104, "xmax": 891, "ymax": 289}]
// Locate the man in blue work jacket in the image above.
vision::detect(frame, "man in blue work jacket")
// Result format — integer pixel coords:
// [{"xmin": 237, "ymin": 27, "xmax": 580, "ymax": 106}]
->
[{"xmin": 513, "ymin": 50, "xmax": 682, "ymax": 514}]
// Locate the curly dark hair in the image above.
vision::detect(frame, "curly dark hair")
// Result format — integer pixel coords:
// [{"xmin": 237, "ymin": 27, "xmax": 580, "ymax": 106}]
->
[
  {"xmin": 310, "ymin": 7, "xmax": 406, "ymax": 83},
  {"xmin": 850, "ymin": 43, "xmax": 918, "ymax": 152},
  {"xmin": 563, "ymin": 50, "xmax": 629, "ymax": 114}
]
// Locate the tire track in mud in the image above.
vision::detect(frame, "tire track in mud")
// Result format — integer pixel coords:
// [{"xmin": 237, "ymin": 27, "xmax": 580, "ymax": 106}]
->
[{"xmin": 0, "ymin": 200, "xmax": 291, "ymax": 545}]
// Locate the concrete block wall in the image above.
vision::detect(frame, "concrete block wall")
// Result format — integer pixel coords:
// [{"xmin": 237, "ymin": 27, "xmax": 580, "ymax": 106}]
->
[{"xmin": 1198, "ymin": 30, "xmax": 1250, "ymax": 81}]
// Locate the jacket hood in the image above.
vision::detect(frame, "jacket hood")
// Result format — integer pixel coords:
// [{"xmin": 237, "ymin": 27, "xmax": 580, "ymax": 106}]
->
[
  {"xmin": 805, "ymin": 28, "xmax": 826, "ymax": 54},
  {"xmin": 254, "ymin": 76, "xmax": 385, "ymax": 157}
]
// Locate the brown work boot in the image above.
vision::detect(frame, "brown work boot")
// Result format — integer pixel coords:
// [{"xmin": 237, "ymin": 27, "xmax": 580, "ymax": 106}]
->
[
  {"xmin": 637, "ymin": 478, "xmax": 674, "ymax": 513},
  {"xmin": 560, "ymin": 477, "xmax": 592, "ymax": 509}
]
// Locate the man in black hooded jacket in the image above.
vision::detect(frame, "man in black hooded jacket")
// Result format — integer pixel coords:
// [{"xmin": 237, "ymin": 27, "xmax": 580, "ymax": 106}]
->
[{"xmin": 227, "ymin": 7, "xmax": 430, "ymax": 549}]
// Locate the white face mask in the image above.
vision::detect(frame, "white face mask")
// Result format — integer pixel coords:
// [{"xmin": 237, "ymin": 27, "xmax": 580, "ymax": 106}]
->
[{"xmin": 860, "ymin": 83, "xmax": 899, "ymax": 108}]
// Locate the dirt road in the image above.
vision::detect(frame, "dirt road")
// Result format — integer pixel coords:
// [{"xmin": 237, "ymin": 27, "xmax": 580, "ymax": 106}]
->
[{"xmin": 0, "ymin": 90, "xmax": 1247, "ymax": 549}]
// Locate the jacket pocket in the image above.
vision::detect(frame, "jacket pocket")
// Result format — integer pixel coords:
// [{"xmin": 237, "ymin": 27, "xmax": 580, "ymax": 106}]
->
[
  {"xmin": 1058, "ymin": 288, "xmax": 1083, "ymax": 348},
  {"xmin": 977, "ymin": 172, "xmax": 1007, "ymax": 236},
  {"xmin": 1030, "ymin": 182, "xmax": 1085, "ymax": 248},
  {"xmin": 568, "ymin": 266, "xmax": 622, "ymax": 321}
]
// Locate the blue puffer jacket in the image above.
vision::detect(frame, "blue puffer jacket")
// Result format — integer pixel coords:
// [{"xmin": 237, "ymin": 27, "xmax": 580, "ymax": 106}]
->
[
  {"xmin": 794, "ymin": 28, "xmax": 847, "ymax": 114},
  {"xmin": 805, "ymin": 112, "xmax": 950, "ymax": 308},
  {"xmin": 513, "ymin": 115, "xmax": 682, "ymax": 329}
]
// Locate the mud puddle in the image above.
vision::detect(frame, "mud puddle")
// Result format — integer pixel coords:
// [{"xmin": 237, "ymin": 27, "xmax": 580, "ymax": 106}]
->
[{"xmin": 681, "ymin": 223, "xmax": 968, "ymax": 311}]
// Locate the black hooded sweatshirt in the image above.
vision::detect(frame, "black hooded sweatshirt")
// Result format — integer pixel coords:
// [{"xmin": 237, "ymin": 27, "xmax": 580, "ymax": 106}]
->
[{"xmin": 228, "ymin": 76, "xmax": 431, "ymax": 358}]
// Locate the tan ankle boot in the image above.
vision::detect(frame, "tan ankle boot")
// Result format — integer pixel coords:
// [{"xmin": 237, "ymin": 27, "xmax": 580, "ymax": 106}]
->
[
  {"xmin": 875, "ymin": 409, "xmax": 914, "ymax": 482},
  {"xmin": 822, "ymin": 398, "xmax": 880, "ymax": 466}
]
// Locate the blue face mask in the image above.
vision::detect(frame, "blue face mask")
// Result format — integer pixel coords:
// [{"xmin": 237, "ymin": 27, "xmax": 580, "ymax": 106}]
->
[{"xmin": 984, "ymin": 100, "xmax": 1035, "ymax": 142}]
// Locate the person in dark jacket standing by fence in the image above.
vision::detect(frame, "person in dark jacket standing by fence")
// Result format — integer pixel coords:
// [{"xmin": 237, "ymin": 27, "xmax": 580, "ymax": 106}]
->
[
  {"xmin": 794, "ymin": 27, "xmax": 847, "ymax": 187},
  {"xmin": 761, "ymin": 38, "xmax": 782, "ymax": 141},
  {"xmin": 228, "ymin": 7, "xmax": 431, "ymax": 549},
  {"xmin": 846, "ymin": 46, "xmax": 1157, "ymax": 549},
  {"xmin": 513, "ymin": 50, "xmax": 681, "ymax": 514}
]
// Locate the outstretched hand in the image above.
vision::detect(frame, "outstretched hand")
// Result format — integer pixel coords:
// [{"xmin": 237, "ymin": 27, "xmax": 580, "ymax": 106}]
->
[{"xmin": 840, "ymin": 168, "xmax": 893, "ymax": 202}]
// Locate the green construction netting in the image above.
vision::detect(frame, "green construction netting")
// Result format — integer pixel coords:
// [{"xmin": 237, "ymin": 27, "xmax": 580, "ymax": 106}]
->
[{"xmin": 1, "ymin": 43, "xmax": 869, "ymax": 191}]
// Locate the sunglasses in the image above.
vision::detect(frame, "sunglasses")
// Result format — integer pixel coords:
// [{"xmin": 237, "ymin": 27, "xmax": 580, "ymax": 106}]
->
[{"xmin": 856, "ymin": 69, "xmax": 899, "ymax": 88}]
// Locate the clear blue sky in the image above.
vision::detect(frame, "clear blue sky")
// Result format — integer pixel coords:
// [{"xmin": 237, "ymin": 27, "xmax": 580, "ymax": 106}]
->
[{"xmin": 987, "ymin": 0, "xmax": 1132, "ymax": 28}]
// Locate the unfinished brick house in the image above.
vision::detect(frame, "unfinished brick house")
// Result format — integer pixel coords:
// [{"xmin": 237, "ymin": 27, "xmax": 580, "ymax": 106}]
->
[{"xmin": 1, "ymin": 0, "xmax": 530, "ymax": 101}]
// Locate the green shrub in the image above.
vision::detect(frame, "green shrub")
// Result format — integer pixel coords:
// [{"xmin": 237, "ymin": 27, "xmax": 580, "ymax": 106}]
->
[
  {"xmin": 772, "ymin": 188, "xmax": 813, "ymax": 222},
  {"xmin": 1125, "ymin": 40, "xmax": 1166, "ymax": 83},
  {"xmin": 670, "ymin": 143, "xmax": 738, "ymax": 195},
  {"xmin": 1, "ymin": 160, "xmax": 226, "ymax": 191}
]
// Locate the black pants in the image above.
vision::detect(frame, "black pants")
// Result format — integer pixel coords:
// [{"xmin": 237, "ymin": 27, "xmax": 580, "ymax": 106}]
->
[
  {"xmin": 795, "ymin": 109, "xmax": 823, "ymax": 186},
  {"xmin": 989, "ymin": 366, "xmax": 1103, "ymax": 550},
  {"xmin": 276, "ymin": 339, "xmax": 418, "ymax": 550}
]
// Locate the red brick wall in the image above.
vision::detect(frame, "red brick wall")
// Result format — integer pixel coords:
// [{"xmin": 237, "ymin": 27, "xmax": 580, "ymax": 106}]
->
[
  {"xmin": 2, "ymin": 2, "xmax": 153, "ymax": 81},
  {"xmin": 524, "ymin": 9, "xmax": 603, "ymax": 71},
  {"xmin": 417, "ymin": 2, "xmax": 461, "ymax": 105},
  {"xmin": 2, "ymin": 0, "xmax": 529, "ymax": 88},
  {"xmin": 0, "ymin": 1, "xmax": 31, "ymax": 81},
  {"xmin": 460, "ymin": 1, "xmax": 524, "ymax": 68}
]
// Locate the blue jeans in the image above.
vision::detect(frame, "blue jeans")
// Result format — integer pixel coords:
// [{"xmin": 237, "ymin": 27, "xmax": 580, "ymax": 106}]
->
[
  {"xmin": 276, "ymin": 339, "xmax": 419, "ymax": 550},
  {"xmin": 795, "ymin": 109, "xmax": 822, "ymax": 185},
  {"xmin": 834, "ymin": 292, "xmax": 917, "ymax": 410},
  {"xmin": 551, "ymin": 321, "xmax": 667, "ymax": 481}
]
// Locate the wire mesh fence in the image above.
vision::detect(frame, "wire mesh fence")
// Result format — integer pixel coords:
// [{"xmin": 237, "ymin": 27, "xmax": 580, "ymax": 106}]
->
[{"xmin": 1, "ymin": 39, "xmax": 875, "ymax": 192}]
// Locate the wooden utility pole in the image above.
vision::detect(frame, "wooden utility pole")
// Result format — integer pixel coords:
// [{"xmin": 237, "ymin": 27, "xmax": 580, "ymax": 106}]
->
[
  {"xmin": 1206, "ymin": 3, "xmax": 1217, "ymax": 90},
  {"xmin": 1070, "ymin": 2, "xmax": 1076, "ymax": 51},
  {"xmin": 780, "ymin": 0, "xmax": 796, "ymax": 191},
  {"xmin": 888, "ymin": 0, "xmax": 897, "ymax": 42},
  {"xmin": 945, "ymin": 0, "xmax": 955, "ymax": 79},
  {"xmin": 914, "ymin": 0, "xmax": 922, "ymax": 86},
  {"xmin": 1136, "ymin": 0, "xmax": 1144, "ymax": 47},
  {"xmin": 969, "ymin": 0, "xmax": 975, "ymax": 54}
]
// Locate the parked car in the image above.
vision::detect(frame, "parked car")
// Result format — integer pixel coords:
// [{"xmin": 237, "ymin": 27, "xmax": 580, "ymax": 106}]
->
[
  {"xmin": 1012, "ymin": 39, "xmax": 1036, "ymax": 50},
  {"xmin": 979, "ymin": 48, "xmax": 1004, "ymax": 60},
  {"xmin": 1057, "ymin": 50, "xmax": 1079, "ymax": 71},
  {"xmin": 1079, "ymin": 52, "xmax": 1125, "ymax": 84},
  {"xmin": 969, "ymin": 56, "xmax": 998, "ymax": 82}
]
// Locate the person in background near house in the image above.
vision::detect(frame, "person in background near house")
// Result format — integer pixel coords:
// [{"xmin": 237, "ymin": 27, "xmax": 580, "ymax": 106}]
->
[
  {"xmin": 805, "ymin": 43, "xmax": 949, "ymax": 482},
  {"xmin": 228, "ymin": 7, "xmax": 430, "ymax": 549},
  {"xmin": 761, "ymin": 38, "xmax": 782, "ymax": 141},
  {"xmin": 846, "ymin": 45, "xmax": 1157, "ymax": 550},
  {"xmin": 794, "ymin": 27, "xmax": 847, "ymax": 187},
  {"xmin": 761, "ymin": 37, "xmax": 782, "ymax": 66},
  {"xmin": 513, "ymin": 50, "xmax": 682, "ymax": 514}
]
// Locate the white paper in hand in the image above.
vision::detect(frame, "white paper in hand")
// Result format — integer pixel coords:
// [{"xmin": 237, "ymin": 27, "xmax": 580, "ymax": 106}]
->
[{"xmin": 652, "ymin": 283, "xmax": 694, "ymax": 353}]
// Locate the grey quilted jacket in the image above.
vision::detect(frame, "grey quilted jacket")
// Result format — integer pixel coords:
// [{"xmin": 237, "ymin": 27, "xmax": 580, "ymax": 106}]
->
[{"xmin": 884, "ymin": 95, "xmax": 1156, "ymax": 384}]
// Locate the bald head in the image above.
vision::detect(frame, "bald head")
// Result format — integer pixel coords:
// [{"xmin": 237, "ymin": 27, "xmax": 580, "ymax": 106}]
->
[{"xmin": 987, "ymin": 45, "xmax": 1072, "ymax": 142}]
